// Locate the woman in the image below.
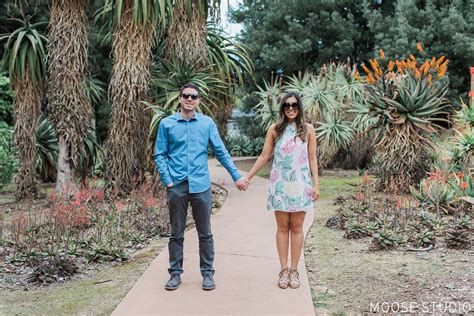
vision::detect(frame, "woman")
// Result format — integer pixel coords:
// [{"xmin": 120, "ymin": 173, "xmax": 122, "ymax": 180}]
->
[{"xmin": 245, "ymin": 92, "xmax": 320, "ymax": 289}]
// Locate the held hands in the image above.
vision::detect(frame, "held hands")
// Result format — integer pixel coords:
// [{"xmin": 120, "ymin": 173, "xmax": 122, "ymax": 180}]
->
[
  {"xmin": 312, "ymin": 186, "xmax": 320, "ymax": 201},
  {"xmin": 235, "ymin": 177, "xmax": 250, "ymax": 191}
]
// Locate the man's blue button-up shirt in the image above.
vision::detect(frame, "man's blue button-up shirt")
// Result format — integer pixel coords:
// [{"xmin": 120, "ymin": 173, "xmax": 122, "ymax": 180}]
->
[{"xmin": 153, "ymin": 112, "xmax": 242, "ymax": 193}]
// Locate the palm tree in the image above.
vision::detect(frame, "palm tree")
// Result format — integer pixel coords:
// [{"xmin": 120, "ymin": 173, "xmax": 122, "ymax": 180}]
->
[
  {"xmin": 46, "ymin": 0, "xmax": 93, "ymax": 195},
  {"xmin": 161, "ymin": 1, "xmax": 254, "ymax": 141},
  {"xmin": 164, "ymin": 0, "xmax": 217, "ymax": 67},
  {"xmin": 101, "ymin": 0, "xmax": 169, "ymax": 194},
  {"xmin": 1, "ymin": 18, "xmax": 47, "ymax": 199}
]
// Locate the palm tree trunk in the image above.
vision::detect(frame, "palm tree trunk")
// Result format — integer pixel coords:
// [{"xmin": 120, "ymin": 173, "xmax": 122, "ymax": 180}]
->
[
  {"xmin": 13, "ymin": 72, "xmax": 41, "ymax": 200},
  {"xmin": 215, "ymin": 101, "xmax": 232, "ymax": 141},
  {"xmin": 47, "ymin": 0, "xmax": 92, "ymax": 196},
  {"xmin": 56, "ymin": 135, "xmax": 75, "ymax": 193},
  {"xmin": 104, "ymin": 9, "xmax": 155, "ymax": 194},
  {"xmin": 165, "ymin": 0, "xmax": 208, "ymax": 67}
]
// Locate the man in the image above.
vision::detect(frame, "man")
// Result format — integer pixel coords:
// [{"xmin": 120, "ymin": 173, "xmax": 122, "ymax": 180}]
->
[{"xmin": 154, "ymin": 83, "xmax": 249, "ymax": 291}]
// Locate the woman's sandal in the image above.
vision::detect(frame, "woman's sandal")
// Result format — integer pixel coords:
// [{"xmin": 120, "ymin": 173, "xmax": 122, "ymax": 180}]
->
[
  {"xmin": 278, "ymin": 268, "xmax": 290, "ymax": 289},
  {"xmin": 289, "ymin": 269, "xmax": 300, "ymax": 289}
]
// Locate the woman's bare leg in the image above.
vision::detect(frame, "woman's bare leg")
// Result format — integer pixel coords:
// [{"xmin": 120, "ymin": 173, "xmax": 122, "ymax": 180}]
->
[
  {"xmin": 274, "ymin": 211, "xmax": 291, "ymax": 270},
  {"xmin": 289, "ymin": 211, "xmax": 306, "ymax": 270}
]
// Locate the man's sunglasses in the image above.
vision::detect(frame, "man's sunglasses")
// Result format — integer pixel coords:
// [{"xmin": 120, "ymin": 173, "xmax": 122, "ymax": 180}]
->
[
  {"xmin": 283, "ymin": 102, "xmax": 299, "ymax": 110},
  {"xmin": 181, "ymin": 93, "xmax": 199, "ymax": 100}
]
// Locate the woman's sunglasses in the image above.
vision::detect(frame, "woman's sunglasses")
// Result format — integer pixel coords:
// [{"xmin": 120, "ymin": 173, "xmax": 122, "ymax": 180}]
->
[
  {"xmin": 282, "ymin": 102, "xmax": 299, "ymax": 110},
  {"xmin": 181, "ymin": 93, "xmax": 199, "ymax": 100}
]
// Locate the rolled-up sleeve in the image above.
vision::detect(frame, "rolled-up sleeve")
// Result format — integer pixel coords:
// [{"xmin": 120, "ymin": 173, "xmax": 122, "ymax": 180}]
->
[
  {"xmin": 153, "ymin": 122, "xmax": 173, "ymax": 186},
  {"xmin": 209, "ymin": 120, "xmax": 241, "ymax": 182}
]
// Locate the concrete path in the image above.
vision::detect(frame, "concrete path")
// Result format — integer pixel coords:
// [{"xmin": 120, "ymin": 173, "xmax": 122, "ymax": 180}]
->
[{"xmin": 113, "ymin": 159, "xmax": 315, "ymax": 316}]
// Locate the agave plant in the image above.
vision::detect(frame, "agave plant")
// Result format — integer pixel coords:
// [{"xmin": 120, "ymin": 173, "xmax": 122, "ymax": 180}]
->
[
  {"xmin": 301, "ymin": 74, "xmax": 336, "ymax": 121},
  {"xmin": 284, "ymin": 71, "xmax": 313, "ymax": 96},
  {"xmin": 326, "ymin": 62, "xmax": 365, "ymax": 104},
  {"xmin": 254, "ymin": 79, "xmax": 281, "ymax": 131},
  {"xmin": 449, "ymin": 101, "xmax": 473, "ymax": 170},
  {"xmin": 151, "ymin": 60, "xmax": 227, "ymax": 115},
  {"xmin": 453, "ymin": 100, "xmax": 474, "ymax": 130},
  {"xmin": 350, "ymin": 102, "xmax": 378, "ymax": 133},
  {"xmin": 35, "ymin": 116, "xmax": 103, "ymax": 183},
  {"xmin": 410, "ymin": 177, "xmax": 456, "ymax": 214},
  {"xmin": 36, "ymin": 116, "xmax": 59, "ymax": 183},
  {"xmin": 1, "ymin": 18, "xmax": 47, "ymax": 199},
  {"xmin": 356, "ymin": 51, "xmax": 451, "ymax": 191},
  {"xmin": 145, "ymin": 102, "xmax": 175, "ymax": 160}
]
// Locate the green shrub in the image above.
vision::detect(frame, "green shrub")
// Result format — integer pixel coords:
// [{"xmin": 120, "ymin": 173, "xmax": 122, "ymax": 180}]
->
[
  {"xmin": 0, "ymin": 122, "xmax": 18, "ymax": 189},
  {"xmin": 0, "ymin": 73, "xmax": 14, "ymax": 125}
]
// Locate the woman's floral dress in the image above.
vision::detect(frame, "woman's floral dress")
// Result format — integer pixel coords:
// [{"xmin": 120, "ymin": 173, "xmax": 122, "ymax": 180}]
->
[{"xmin": 267, "ymin": 124, "xmax": 314, "ymax": 212}]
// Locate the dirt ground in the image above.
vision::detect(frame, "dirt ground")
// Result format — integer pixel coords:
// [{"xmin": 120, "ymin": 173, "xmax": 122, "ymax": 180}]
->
[
  {"xmin": 306, "ymin": 198, "xmax": 472, "ymax": 314},
  {"xmin": 0, "ymin": 184, "xmax": 228, "ymax": 315}
]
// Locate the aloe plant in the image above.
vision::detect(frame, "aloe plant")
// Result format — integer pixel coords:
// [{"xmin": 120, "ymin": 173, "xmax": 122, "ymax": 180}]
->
[{"xmin": 357, "ymin": 70, "xmax": 450, "ymax": 191}]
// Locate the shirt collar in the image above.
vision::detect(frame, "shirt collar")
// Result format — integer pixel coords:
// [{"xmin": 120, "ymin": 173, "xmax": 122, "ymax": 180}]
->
[{"xmin": 176, "ymin": 110, "xmax": 199, "ymax": 122}]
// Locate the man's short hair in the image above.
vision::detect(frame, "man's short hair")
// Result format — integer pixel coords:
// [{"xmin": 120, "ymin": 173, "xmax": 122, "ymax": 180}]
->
[{"xmin": 180, "ymin": 83, "xmax": 200, "ymax": 95}]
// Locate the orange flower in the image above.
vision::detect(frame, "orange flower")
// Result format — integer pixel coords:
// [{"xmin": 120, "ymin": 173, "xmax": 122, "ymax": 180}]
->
[
  {"xmin": 429, "ymin": 57, "xmax": 436, "ymax": 67},
  {"xmin": 461, "ymin": 181, "xmax": 468, "ymax": 190},
  {"xmin": 354, "ymin": 72, "xmax": 361, "ymax": 81},
  {"xmin": 427, "ymin": 74, "xmax": 433, "ymax": 86},
  {"xmin": 409, "ymin": 54, "xmax": 416, "ymax": 61},
  {"xmin": 379, "ymin": 48, "xmax": 385, "ymax": 60},
  {"xmin": 362, "ymin": 64, "xmax": 372, "ymax": 75},
  {"xmin": 370, "ymin": 59, "xmax": 380, "ymax": 72},
  {"xmin": 396, "ymin": 61, "xmax": 404, "ymax": 73},
  {"xmin": 415, "ymin": 69, "xmax": 421, "ymax": 79},
  {"xmin": 457, "ymin": 172, "xmax": 464, "ymax": 179},
  {"xmin": 419, "ymin": 63, "xmax": 425, "ymax": 73},
  {"xmin": 423, "ymin": 62, "xmax": 429, "ymax": 75},
  {"xmin": 416, "ymin": 42, "xmax": 424, "ymax": 52},
  {"xmin": 435, "ymin": 56, "xmax": 445, "ymax": 69},
  {"xmin": 438, "ymin": 66, "xmax": 446, "ymax": 79},
  {"xmin": 388, "ymin": 61, "xmax": 395, "ymax": 71},
  {"xmin": 367, "ymin": 73, "xmax": 376, "ymax": 84}
]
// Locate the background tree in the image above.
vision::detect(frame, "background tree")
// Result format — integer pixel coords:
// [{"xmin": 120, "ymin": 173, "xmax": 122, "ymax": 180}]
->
[
  {"xmin": 229, "ymin": 0, "xmax": 367, "ymax": 86},
  {"xmin": 231, "ymin": 0, "xmax": 473, "ymax": 101},
  {"xmin": 101, "ymin": 0, "xmax": 169, "ymax": 194},
  {"xmin": 362, "ymin": 0, "xmax": 474, "ymax": 100},
  {"xmin": 47, "ymin": 0, "xmax": 93, "ymax": 195},
  {"xmin": 1, "ymin": 18, "xmax": 47, "ymax": 199}
]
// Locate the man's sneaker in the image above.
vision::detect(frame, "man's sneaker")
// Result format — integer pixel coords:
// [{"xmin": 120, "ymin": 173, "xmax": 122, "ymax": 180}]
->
[
  {"xmin": 164, "ymin": 275, "xmax": 181, "ymax": 290},
  {"xmin": 202, "ymin": 275, "xmax": 216, "ymax": 290}
]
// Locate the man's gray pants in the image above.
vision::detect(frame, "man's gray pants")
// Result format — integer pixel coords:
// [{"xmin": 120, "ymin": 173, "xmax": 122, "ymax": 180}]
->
[{"xmin": 166, "ymin": 180, "xmax": 214, "ymax": 277}]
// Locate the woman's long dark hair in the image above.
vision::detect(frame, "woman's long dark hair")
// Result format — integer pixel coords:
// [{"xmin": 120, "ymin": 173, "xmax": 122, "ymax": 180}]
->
[{"xmin": 274, "ymin": 92, "xmax": 307, "ymax": 142}]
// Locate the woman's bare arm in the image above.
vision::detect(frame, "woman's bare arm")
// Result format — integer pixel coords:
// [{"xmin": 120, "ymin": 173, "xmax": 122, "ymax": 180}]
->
[
  {"xmin": 246, "ymin": 124, "xmax": 276, "ymax": 181},
  {"xmin": 307, "ymin": 123, "xmax": 320, "ymax": 200}
]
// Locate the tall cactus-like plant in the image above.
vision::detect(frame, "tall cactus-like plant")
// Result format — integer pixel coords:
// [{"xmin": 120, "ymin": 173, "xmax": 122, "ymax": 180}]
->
[
  {"xmin": 1, "ymin": 18, "xmax": 47, "ymax": 199},
  {"xmin": 47, "ymin": 0, "xmax": 93, "ymax": 196},
  {"xmin": 354, "ymin": 48, "xmax": 451, "ymax": 191},
  {"xmin": 101, "ymin": 0, "xmax": 170, "ymax": 194}
]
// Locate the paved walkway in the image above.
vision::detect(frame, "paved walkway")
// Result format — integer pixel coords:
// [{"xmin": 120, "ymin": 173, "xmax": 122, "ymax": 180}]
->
[{"xmin": 113, "ymin": 159, "xmax": 315, "ymax": 315}]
